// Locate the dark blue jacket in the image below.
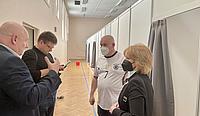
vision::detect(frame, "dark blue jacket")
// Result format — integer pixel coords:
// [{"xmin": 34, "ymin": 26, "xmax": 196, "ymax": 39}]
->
[{"xmin": 0, "ymin": 45, "xmax": 61, "ymax": 116}]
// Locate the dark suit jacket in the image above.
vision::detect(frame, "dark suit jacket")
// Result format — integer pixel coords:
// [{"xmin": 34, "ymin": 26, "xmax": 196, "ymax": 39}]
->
[
  {"xmin": 112, "ymin": 73, "xmax": 154, "ymax": 116},
  {"xmin": 0, "ymin": 45, "xmax": 62, "ymax": 116}
]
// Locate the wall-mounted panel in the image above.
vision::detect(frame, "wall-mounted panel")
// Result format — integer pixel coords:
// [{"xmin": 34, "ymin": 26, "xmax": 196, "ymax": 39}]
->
[
  {"xmin": 153, "ymin": 0, "xmax": 200, "ymax": 21},
  {"xmin": 118, "ymin": 10, "xmax": 130, "ymax": 53},
  {"xmin": 130, "ymin": 0, "xmax": 152, "ymax": 46},
  {"xmin": 102, "ymin": 27, "xmax": 106, "ymax": 37},
  {"xmin": 96, "ymin": 32, "xmax": 99, "ymax": 62},
  {"xmin": 167, "ymin": 7, "xmax": 200, "ymax": 116},
  {"xmin": 111, "ymin": 18, "xmax": 119, "ymax": 50},
  {"xmin": 105, "ymin": 24, "xmax": 111, "ymax": 35},
  {"xmin": 98, "ymin": 30, "xmax": 103, "ymax": 58}
]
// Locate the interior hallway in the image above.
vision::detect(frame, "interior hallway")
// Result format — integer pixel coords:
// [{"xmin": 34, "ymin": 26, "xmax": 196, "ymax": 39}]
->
[{"xmin": 54, "ymin": 59, "xmax": 98, "ymax": 116}]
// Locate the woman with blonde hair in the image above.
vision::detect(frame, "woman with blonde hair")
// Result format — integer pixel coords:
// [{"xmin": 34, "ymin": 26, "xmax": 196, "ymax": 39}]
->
[{"xmin": 109, "ymin": 43, "xmax": 154, "ymax": 116}]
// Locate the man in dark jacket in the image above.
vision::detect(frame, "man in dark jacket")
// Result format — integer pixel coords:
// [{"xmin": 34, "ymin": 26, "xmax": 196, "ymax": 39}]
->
[{"xmin": 22, "ymin": 31, "xmax": 64, "ymax": 116}]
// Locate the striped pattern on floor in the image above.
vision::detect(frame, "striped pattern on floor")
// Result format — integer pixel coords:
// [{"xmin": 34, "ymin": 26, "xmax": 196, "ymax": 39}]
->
[{"xmin": 54, "ymin": 59, "xmax": 98, "ymax": 116}]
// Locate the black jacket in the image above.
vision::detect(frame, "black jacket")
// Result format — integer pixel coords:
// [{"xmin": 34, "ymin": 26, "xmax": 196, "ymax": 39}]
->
[
  {"xmin": 22, "ymin": 46, "xmax": 54, "ymax": 83},
  {"xmin": 112, "ymin": 73, "xmax": 154, "ymax": 116}
]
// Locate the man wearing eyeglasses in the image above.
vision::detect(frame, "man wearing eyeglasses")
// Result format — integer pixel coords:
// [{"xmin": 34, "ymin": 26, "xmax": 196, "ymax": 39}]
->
[{"xmin": 22, "ymin": 31, "xmax": 64, "ymax": 116}]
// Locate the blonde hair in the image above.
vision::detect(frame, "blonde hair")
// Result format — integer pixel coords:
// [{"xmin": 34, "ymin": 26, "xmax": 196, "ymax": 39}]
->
[{"xmin": 123, "ymin": 43, "xmax": 153, "ymax": 75}]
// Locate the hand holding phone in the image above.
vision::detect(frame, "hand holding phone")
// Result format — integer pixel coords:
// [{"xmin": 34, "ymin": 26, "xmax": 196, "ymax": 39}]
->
[{"xmin": 63, "ymin": 60, "xmax": 71, "ymax": 68}]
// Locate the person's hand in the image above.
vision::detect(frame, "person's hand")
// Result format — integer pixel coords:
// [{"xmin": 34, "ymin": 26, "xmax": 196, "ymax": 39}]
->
[
  {"xmin": 89, "ymin": 95, "xmax": 95, "ymax": 105},
  {"xmin": 109, "ymin": 103, "xmax": 119, "ymax": 114},
  {"xmin": 59, "ymin": 65, "xmax": 64, "ymax": 71},
  {"xmin": 45, "ymin": 56, "xmax": 60, "ymax": 73},
  {"xmin": 115, "ymin": 103, "xmax": 119, "ymax": 108}
]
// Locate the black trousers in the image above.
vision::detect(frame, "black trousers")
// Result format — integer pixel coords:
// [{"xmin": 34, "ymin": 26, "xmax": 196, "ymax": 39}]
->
[{"xmin": 97, "ymin": 105, "xmax": 112, "ymax": 116}]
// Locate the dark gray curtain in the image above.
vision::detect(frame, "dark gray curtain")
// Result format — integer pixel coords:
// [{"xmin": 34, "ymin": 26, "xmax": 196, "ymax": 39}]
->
[
  {"xmin": 87, "ymin": 43, "xmax": 90, "ymax": 63},
  {"xmin": 148, "ymin": 19, "xmax": 174, "ymax": 116},
  {"xmin": 85, "ymin": 44, "xmax": 87, "ymax": 60},
  {"xmin": 91, "ymin": 41, "xmax": 96, "ymax": 68}
]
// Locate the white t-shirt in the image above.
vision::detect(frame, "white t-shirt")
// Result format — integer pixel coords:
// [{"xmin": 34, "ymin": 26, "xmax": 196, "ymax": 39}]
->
[{"xmin": 94, "ymin": 51, "xmax": 125, "ymax": 110}]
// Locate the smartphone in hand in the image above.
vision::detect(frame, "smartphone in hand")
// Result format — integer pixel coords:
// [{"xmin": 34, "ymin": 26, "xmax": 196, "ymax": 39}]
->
[{"xmin": 63, "ymin": 60, "xmax": 71, "ymax": 68}]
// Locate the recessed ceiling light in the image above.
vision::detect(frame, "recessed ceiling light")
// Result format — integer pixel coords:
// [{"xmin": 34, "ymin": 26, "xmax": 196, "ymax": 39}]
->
[
  {"xmin": 109, "ymin": 9, "xmax": 117, "ymax": 14},
  {"xmin": 82, "ymin": 0, "xmax": 88, "ymax": 4},
  {"xmin": 116, "ymin": 0, "xmax": 126, "ymax": 6},
  {"xmin": 75, "ymin": 1, "xmax": 80, "ymax": 5},
  {"xmin": 82, "ymin": 7, "xmax": 86, "ymax": 12},
  {"xmin": 104, "ymin": 15, "xmax": 111, "ymax": 19}
]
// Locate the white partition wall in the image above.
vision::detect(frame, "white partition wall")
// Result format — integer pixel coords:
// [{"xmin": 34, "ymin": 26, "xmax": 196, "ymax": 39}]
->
[
  {"xmin": 130, "ymin": 0, "xmax": 152, "ymax": 46},
  {"xmin": 111, "ymin": 18, "xmax": 119, "ymax": 50},
  {"xmin": 98, "ymin": 30, "xmax": 103, "ymax": 58},
  {"xmin": 102, "ymin": 27, "xmax": 106, "ymax": 37},
  {"xmin": 118, "ymin": 10, "xmax": 131, "ymax": 53},
  {"xmin": 96, "ymin": 32, "xmax": 99, "ymax": 62},
  {"xmin": 105, "ymin": 24, "xmax": 111, "ymax": 35},
  {"xmin": 153, "ymin": 0, "xmax": 200, "ymax": 21},
  {"xmin": 167, "ymin": 8, "xmax": 200, "ymax": 116}
]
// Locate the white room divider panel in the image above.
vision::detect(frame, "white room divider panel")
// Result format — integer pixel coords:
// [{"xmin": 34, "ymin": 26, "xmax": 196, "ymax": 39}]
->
[
  {"xmin": 118, "ymin": 10, "xmax": 130, "ymax": 53},
  {"xmin": 102, "ymin": 27, "xmax": 106, "ymax": 37},
  {"xmin": 153, "ymin": 0, "xmax": 200, "ymax": 21},
  {"xmin": 105, "ymin": 24, "xmax": 111, "ymax": 35},
  {"xmin": 167, "ymin": 8, "xmax": 200, "ymax": 116},
  {"xmin": 111, "ymin": 18, "xmax": 119, "ymax": 51},
  {"xmin": 98, "ymin": 30, "xmax": 103, "ymax": 58},
  {"xmin": 96, "ymin": 32, "xmax": 99, "ymax": 62},
  {"xmin": 130, "ymin": 0, "xmax": 152, "ymax": 46},
  {"xmin": 197, "ymin": 36, "xmax": 200, "ymax": 116}
]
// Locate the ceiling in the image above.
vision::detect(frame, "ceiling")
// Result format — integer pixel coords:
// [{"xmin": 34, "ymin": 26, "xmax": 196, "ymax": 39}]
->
[{"xmin": 64, "ymin": 0, "xmax": 139, "ymax": 20}]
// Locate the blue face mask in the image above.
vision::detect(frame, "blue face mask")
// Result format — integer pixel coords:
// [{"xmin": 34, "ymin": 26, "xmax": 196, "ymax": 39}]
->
[{"xmin": 121, "ymin": 59, "xmax": 136, "ymax": 71}]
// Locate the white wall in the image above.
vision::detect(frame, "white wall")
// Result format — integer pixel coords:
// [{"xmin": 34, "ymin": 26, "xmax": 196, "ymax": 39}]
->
[
  {"xmin": 69, "ymin": 17, "xmax": 111, "ymax": 59},
  {"xmin": 102, "ymin": 27, "xmax": 106, "ymax": 37},
  {"xmin": 111, "ymin": 18, "xmax": 119, "ymax": 50},
  {"xmin": 105, "ymin": 24, "xmax": 111, "ymax": 35},
  {"xmin": 118, "ymin": 10, "xmax": 130, "ymax": 53},
  {"xmin": 153, "ymin": 0, "xmax": 200, "ymax": 21},
  {"xmin": 98, "ymin": 30, "xmax": 102, "ymax": 58},
  {"xmin": 167, "ymin": 8, "xmax": 200, "ymax": 116},
  {"xmin": 130, "ymin": 0, "xmax": 152, "ymax": 46},
  {"xmin": 0, "ymin": 0, "xmax": 68, "ymax": 64}
]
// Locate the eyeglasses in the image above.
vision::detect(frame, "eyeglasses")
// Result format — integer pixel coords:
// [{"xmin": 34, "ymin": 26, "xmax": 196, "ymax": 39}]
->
[{"xmin": 44, "ymin": 42, "xmax": 54, "ymax": 49}]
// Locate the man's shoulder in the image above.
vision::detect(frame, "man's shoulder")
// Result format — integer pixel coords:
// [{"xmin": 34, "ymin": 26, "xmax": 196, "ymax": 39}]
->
[
  {"xmin": 0, "ymin": 48, "xmax": 16, "ymax": 58},
  {"xmin": 116, "ymin": 51, "xmax": 123, "ymax": 56},
  {"xmin": 0, "ymin": 50, "xmax": 22, "ymax": 66},
  {"xmin": 24, "ymin": 48, "xmax": 35, "ymax": 54},
  {"xmin": 22, "ymin": 49, "xmax": 37, "ymax": 60}
]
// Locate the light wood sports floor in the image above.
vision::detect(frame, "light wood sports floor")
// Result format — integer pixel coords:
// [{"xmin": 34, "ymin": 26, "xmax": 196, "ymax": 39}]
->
[{"xmin": 54, "ymin": 59, "xmax": 98, "ymax": 116}]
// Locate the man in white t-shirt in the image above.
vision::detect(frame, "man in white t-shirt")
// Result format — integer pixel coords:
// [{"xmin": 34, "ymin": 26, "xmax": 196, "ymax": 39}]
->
[{"xmin": 89, "ymin": 35, "xmax": 125, "ymax": 116}]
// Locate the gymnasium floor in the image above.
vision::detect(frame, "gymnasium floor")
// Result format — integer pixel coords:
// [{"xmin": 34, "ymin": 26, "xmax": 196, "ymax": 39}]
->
[{"xmin": 54, "ymin": 59, "xmax": 98, "ymax": 116}]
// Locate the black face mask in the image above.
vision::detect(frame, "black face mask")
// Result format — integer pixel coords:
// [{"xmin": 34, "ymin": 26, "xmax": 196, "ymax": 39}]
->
[{"xmin": 121, "ymin": 59, "xmax": 135, "ymax": 71}]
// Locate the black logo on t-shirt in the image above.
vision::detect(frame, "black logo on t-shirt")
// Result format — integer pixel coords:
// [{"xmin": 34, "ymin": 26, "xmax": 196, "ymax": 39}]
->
[{"xmin": 113, "ymin": 63, "xmax": 119, "ymax": 70}]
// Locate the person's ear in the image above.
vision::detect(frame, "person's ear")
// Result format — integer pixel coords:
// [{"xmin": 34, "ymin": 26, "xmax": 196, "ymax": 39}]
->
[
  {"xmin": 39, "ymin": 40, "xmax": 43, "ymax": 44},
  {"xmin": 112, "ymin": 43, "xmax": 115, "ymax": 47},
  {"xmin": 11, "ymin": 34, "xmax": 17, "ymax": 45}
]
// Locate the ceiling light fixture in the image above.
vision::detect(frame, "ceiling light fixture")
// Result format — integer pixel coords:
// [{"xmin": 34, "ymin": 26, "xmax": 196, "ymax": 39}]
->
[
  {"xmin": 82, "ymin": 0, "xmax": 88, "ymax": 4},
  {"xmin": 75, "ymin": 1, "xmax": 80, "ymax": 5},
  {"xmin": 109, "ymin": 9, "xmax": 117, "ymax": 14},
  {"xmin": 82, "ymin": 7, "xmax": 86, "ymax": 12},
  {"xmin": 116, "ymin": 0, "xmax": 126, "ymax": 6},
  {"xmin": 81, "ymin": 14, "xmax": 85, "ymax": 17},
  {"xmin": 104, "ymin": 15, "xmax": 111, "ymax": 19}
]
